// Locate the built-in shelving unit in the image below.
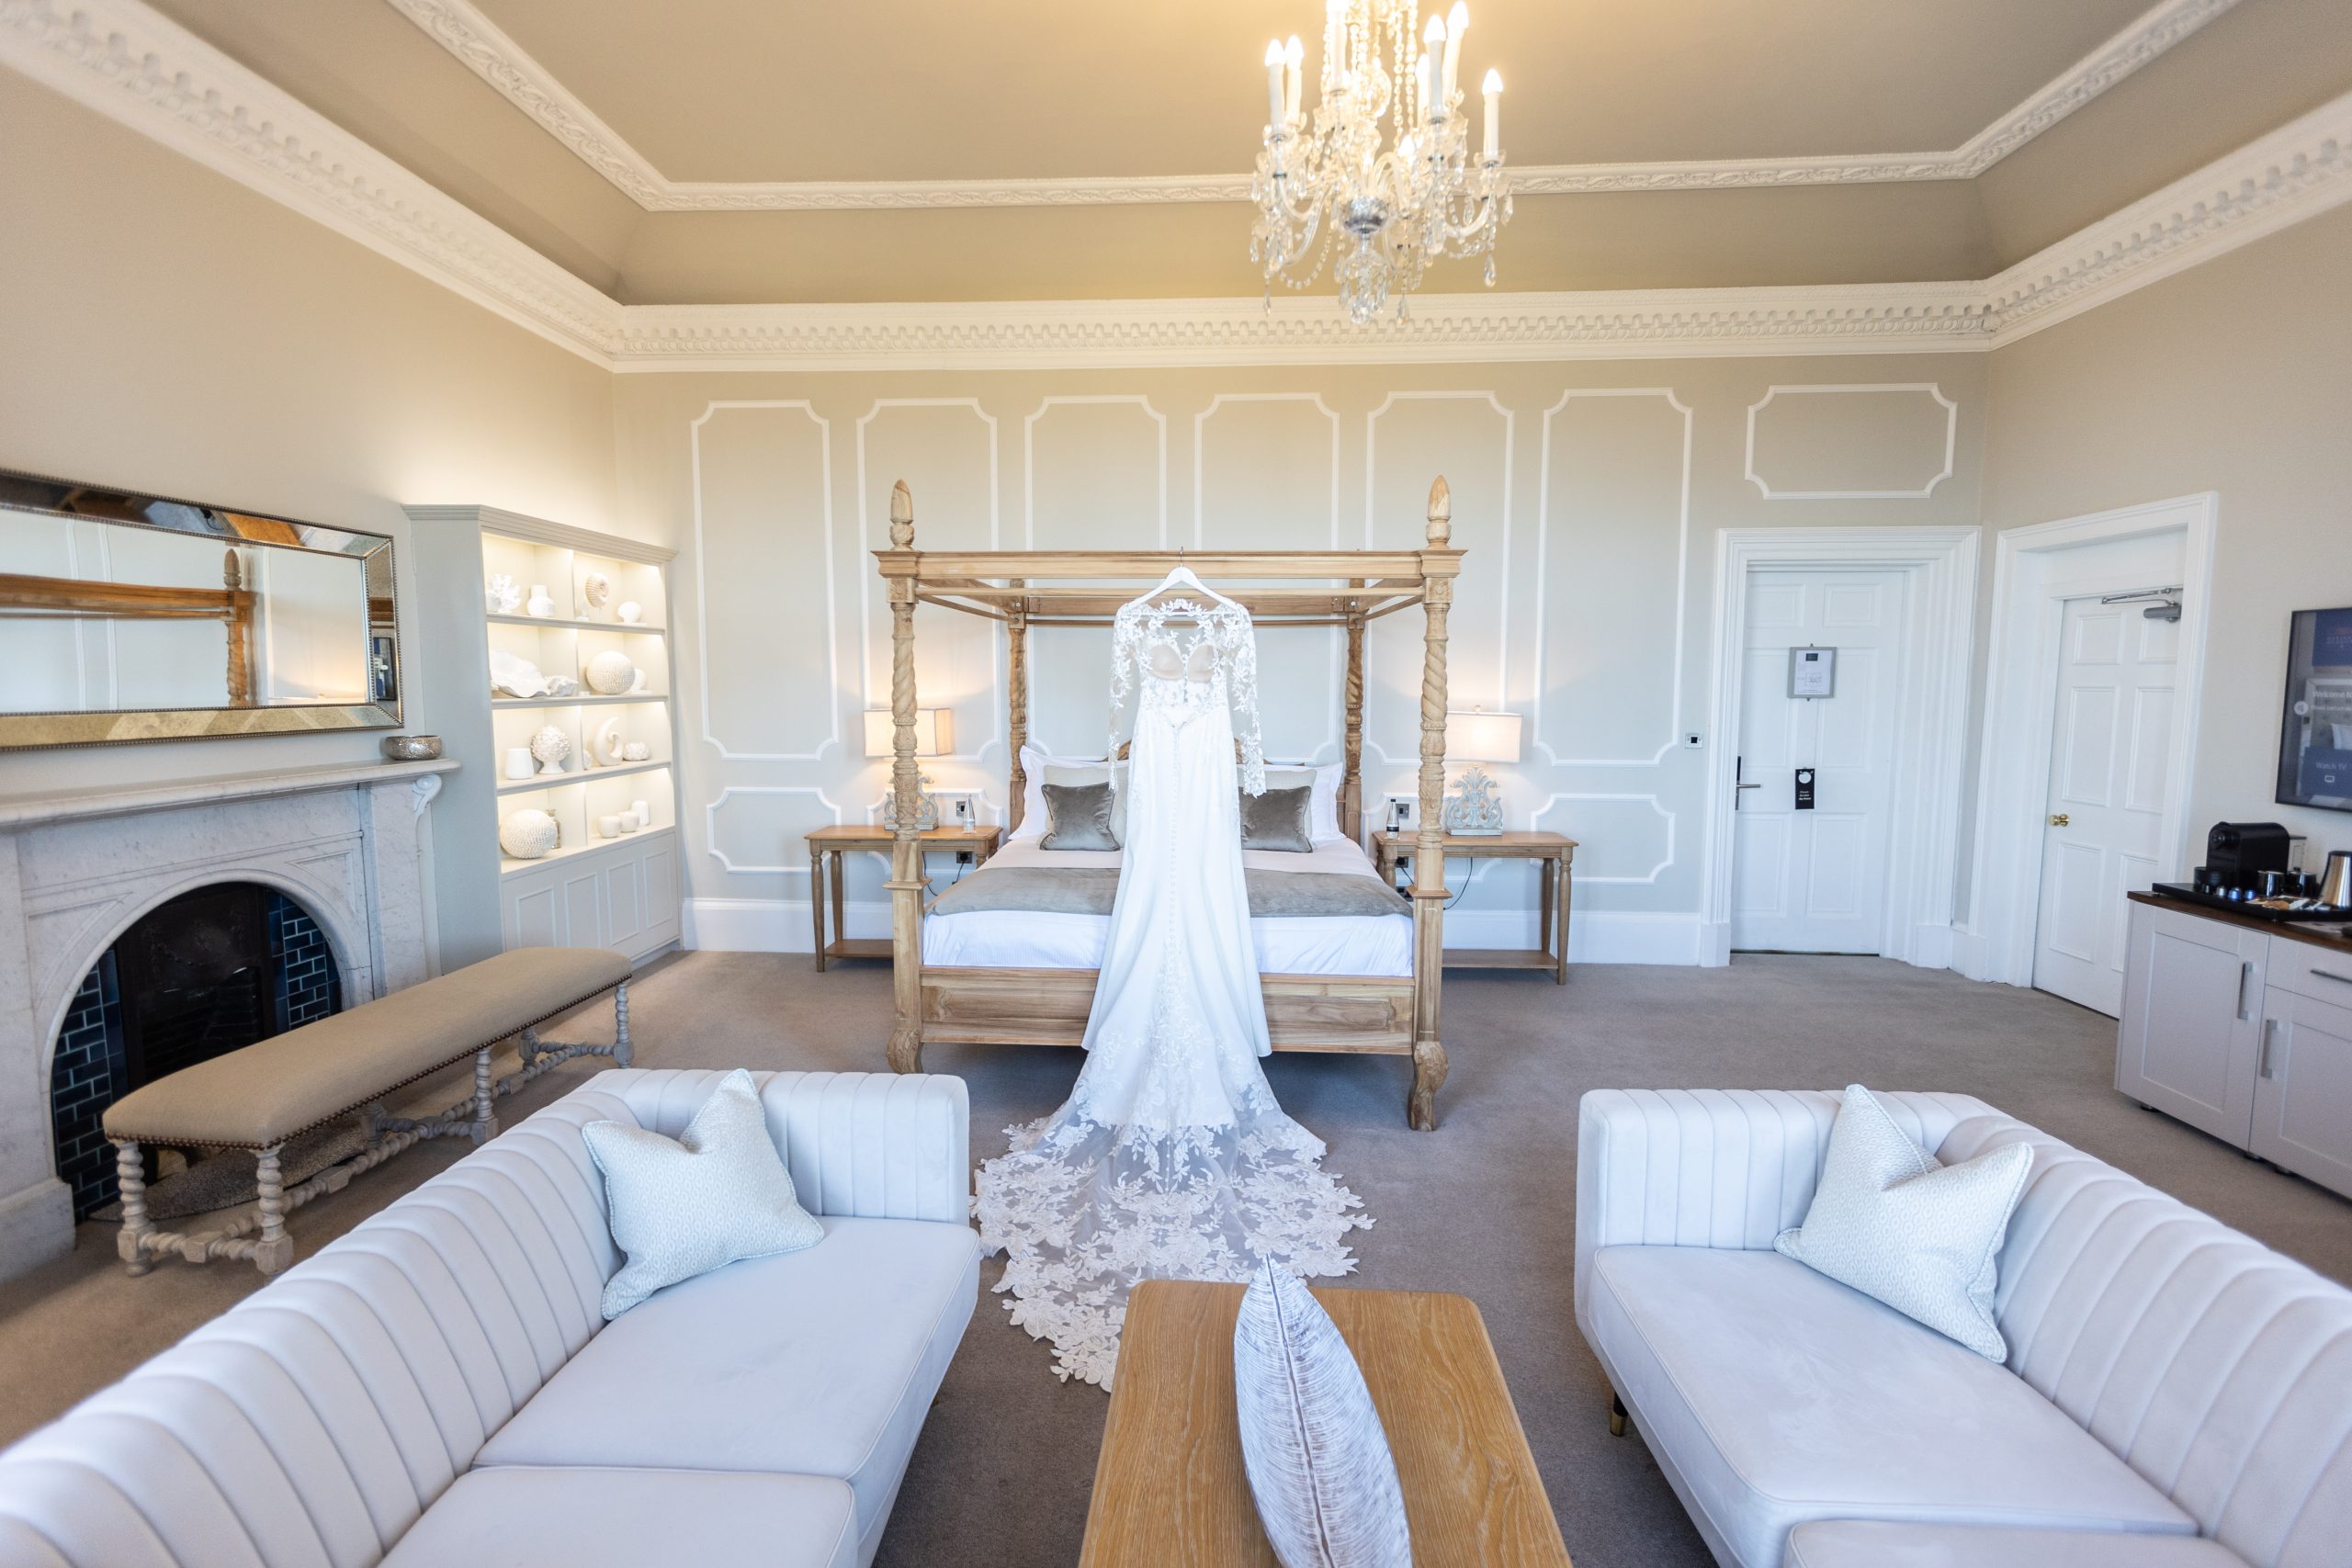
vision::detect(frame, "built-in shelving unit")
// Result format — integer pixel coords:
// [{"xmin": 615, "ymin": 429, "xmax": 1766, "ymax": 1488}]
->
[{"xmin": 406, "ymin": 506, "xmax": 683, "ymax": 966}]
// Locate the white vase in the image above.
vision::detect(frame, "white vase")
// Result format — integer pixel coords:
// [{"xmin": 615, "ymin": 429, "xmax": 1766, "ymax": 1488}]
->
[
  {"xmin": 526, "ymin": 583, "xmax": 557, "ymax": 618},
  {"xmin": 503, "ymin": 747, "xmax": 536, "ymax": 780},
  {"xmin": 597, "ymin": 814, "xmax": 622, "ymax": 839}
]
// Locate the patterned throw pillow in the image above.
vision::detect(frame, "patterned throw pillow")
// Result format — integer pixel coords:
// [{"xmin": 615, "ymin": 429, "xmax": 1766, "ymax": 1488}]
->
[
  {"xmin": 1041, "ymin": 781, "xmax": 1122, "ymax": 850},
  {"xmin": 582, "ymin": 1068, "xmax": 823, "ymax": 1319},
  {"xmin": 1232, "ymin": 1262, "xmax": 1411, "ymax": 1568},
  {"xmin": 1775, "ymin": 1084, "xmax": 2033, "ymax": 1360}
]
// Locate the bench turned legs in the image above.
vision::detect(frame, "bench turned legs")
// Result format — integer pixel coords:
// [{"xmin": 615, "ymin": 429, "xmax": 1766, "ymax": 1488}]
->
[
  {"xmin": 115, "ymin": 1142, "xmax": 153, "ymax": 1277},
  {"xmin": 253, "ymin": 1145, "xmax": 294, "ymax": 1275},
  {"xmin": 469, "ymin": 1047, "xmax": 499, "ymax": 1145},
  {"xmin": 613, "ymin": 980, "xmax": 632, "ymax": 1069}
]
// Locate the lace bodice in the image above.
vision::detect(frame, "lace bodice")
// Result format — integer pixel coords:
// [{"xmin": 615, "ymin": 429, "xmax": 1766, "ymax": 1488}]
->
[{"xmin": 1109, "ymin": 593, "xmax": 1267, "ymax": 795}]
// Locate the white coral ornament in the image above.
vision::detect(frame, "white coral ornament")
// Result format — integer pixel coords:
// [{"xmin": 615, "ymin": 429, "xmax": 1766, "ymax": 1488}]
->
[
  {"xmin": 498, "ymin": 808, "xmax": 559, "ymax": 860},
  {"xmin": 529, "ymin": 724, "xmax": 571, "ymax": 773}
]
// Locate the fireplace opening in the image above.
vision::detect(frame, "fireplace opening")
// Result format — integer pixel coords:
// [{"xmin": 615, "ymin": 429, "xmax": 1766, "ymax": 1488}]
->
[{"xmin": 50, "ymin": 884, "xmax": 344, "ymax": 1218}]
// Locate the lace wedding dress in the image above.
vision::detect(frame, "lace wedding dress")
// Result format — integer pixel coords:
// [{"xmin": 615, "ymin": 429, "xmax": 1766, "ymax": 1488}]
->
[{"xmin": 973, "ymin": 582, "xmax": 1373, "ymax": 1388}]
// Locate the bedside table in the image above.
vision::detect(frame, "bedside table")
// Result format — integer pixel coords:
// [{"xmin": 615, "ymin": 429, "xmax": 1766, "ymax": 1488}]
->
[
  {"xmin": 1373, "ymin": 830, "xmax": 1577, "ymax": 985},
  {"xmin": 806, "ymin": 824, "xmax": 1001, "ymax": 971}
]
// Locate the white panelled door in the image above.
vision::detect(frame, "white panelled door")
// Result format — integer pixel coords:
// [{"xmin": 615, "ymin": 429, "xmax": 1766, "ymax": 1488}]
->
[
  {"xmin": 1731, "ymin": 570, "xmax": 1905, "ymax": 953},
  {"xmin": 2031, "ymin": 597, "xmax": 2179, "ymax": 1015}
]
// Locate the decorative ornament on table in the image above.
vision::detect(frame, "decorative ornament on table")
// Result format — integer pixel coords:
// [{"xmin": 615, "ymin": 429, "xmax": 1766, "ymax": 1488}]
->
[
  {"xmin": 525, "ymin": 583, "xmax": 557, "ymax": 618},
  {"xmin": 622, "ymin": 740, "xmax": 651, "ymax": 761},
  {"xmin": 616, "ymin": 601, "xmax": 643, "ymax": 625},
  {"xmin": 529, "ymin": 724, "xmax": 571, "ymax": 775},
  {"xmin": 585, "ymin": 649, "xmax": 639, "ymax": 695},
  {"xmin": 593, "ymin": 716, "xmax": 626, "ymax": 767},
  {"xmin": 490, "ymin": 649, "xmax": 555, "ymax": 698},
  {"xmin": 485, "ymin": 573, "xmax": 522, "ymax": 615},
  {"xmin": 498, "ymin": 808, "xmax": 560, "ymax": 860},
  {"xmin": 379, "ymin": 734, "xmax": 442, "ymax": 761},
  {"xmin": 579, "ymin": 570, "xmax": 612, "ymax": 617},
  {"xmin": 880, "ymin": 771, "xmax": 942, "ymax": 832}
]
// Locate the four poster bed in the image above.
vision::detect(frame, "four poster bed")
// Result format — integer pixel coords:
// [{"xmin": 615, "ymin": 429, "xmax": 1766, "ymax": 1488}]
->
[{"xmin": 875, "ymin": 475, "xmax": 1463, "ymax": 1129}]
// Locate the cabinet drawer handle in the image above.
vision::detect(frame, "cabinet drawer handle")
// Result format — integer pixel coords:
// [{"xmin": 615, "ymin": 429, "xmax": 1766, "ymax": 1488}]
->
[
  {"xmin": 2259, "ymin": 1019, "xmax": 2279, "ymax": 1080},
  {"xmin": 2237, "ymin": 960, "xmax": 2256, "ymax": 1021},
  {"xmin": 2312, "ymin": 969, "xmax": 2352, "ymax": 987}
]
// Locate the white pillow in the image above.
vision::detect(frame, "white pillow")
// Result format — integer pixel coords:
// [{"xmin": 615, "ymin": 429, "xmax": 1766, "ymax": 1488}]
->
[
  {"xmin": 1232, "ymin": 1261, "xmax": 1411, "ymax": 1568},
  {"xmin": 582, "ymin": 1068, "xmax": 823, "ymax": 1319},
  {"xmin": 1012, "ymin": 744, "xmax": 1110, "ymax": 840},
  {"xmin": 1774, "ymin": 1084, "xmax": 2033, "ymax": 1360}
]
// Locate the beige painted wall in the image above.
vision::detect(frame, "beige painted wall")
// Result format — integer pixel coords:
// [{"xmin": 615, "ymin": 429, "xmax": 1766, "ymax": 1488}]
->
[
  {"xmin": 1983, "ymin": 201, "xmax": 2352, "ymax": 886},
  {"xmin": 615, "ymin": 357, "xmax": 1986, "ymax": 960},
  {"xmin": 0, "ymin": 77, "xmax": 622, "ymax": 804}
]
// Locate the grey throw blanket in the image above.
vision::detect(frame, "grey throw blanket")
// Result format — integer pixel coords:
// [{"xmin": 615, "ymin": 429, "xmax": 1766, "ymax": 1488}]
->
[{"xmin": 929, "ymin": 865, "xmax": 1408, "ymax": 919}]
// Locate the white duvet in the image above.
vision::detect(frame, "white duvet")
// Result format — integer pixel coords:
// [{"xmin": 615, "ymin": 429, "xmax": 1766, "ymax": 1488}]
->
[{"xmin": 922, "ymin": 834, "xmax": 1413, "ymax": 976}]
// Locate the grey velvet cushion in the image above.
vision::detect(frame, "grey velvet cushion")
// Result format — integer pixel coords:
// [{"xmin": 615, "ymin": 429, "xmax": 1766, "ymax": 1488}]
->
[
  {"xmin": 1041, "ymin": 781, "xmax": 1122, "ymax": 850},
  {"xmin": 1238, "ymin": 784, "xmax": 1317, "ymax": 852}
]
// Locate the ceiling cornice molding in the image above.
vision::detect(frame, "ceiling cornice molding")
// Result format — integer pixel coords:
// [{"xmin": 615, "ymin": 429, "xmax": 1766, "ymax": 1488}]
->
[
  {"xmin": 385, "ymin": 0, "xmax": 2240, "ymax": 209},
  {"xmin": 4, "ymin": 0, "xmax": 2346, "ymax": 371},
  {"xmin": 0, "ymin": 0, "xmax": 619, "ymax": 364}
]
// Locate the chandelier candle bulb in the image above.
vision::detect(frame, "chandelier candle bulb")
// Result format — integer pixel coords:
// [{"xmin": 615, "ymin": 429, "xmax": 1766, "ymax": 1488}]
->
[
  {"xmin": 1483, "ymin": 68, "xmax": 1502, "ymax": 160},
  {"xmin": 1284, "ymin": 35, "xmax": 1305, "ymax": 123},
  {"xmin": 1444, "ymin": 2, "xmax": 1467, "ymax": 100},
  {"xmin": 1422, "ymin": 15, "xmax": 1445, "ymax": 117},
  {"xmin": 1265, "ymin": 40, "xmax": 1285, "ymax": 128}
]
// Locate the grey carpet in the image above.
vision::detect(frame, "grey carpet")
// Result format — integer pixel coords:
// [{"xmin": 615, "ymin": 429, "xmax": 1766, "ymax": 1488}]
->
[{"xmin": 3, "ymin": 953, "xmax": 2346, "ymax": 1567}]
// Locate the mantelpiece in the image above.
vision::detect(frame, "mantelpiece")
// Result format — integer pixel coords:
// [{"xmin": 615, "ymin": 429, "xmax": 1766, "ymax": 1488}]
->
[{"xmin": 0, "ymin": 757, "xmax": 455, "ymax": 1282}]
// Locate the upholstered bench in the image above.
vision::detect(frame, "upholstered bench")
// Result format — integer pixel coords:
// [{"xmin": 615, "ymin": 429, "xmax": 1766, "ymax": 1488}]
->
[{"xmin": 100, "ymin": 946, "xmax": 633, "ymax": 1277}]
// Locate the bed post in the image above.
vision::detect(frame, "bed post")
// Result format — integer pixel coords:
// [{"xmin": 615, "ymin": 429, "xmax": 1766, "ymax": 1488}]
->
[
  {"xmin": 1006, "ymin": 582, "xmax": 1030, "ymax": 834},
  {"xmin": 1408, "ymin": 477, "xmax": 1458, "ymax": 1131},
  {"xmin": 883, "ymin": 479, "xmax": 927, "ymax": 1074},
  {"xmin": 1342, "ymin": 582, "xmax": 1366, "ymax": 844}
]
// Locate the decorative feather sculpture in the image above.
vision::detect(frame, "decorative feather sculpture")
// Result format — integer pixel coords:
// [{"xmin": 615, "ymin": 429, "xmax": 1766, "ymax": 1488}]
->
[{"xmin": 1232, "ymin": 1261, "xmax": 1412, "ymax": 1568}]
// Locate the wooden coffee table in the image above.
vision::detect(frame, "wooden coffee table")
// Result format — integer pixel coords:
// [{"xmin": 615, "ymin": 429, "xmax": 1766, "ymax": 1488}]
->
[{"xmin": 1080, "ymin": 1280, "xmax": 1571, "ymax": 1567}]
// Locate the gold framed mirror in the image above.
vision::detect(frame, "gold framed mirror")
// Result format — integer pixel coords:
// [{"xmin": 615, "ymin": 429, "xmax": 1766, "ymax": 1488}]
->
[{"xmin": 0, "ymin": 468, "xmax": 401, "ymax": 750}]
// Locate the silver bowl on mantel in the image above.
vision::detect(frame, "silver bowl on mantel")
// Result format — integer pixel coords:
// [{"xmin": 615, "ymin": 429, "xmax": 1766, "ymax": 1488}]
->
[{"xmin": 380, "ymin": 734, "xmax": 444, "ymax": 761}]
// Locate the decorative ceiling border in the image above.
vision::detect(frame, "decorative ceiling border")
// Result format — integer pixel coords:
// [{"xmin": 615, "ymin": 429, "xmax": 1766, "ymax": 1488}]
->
[
  {"xmin": 3, "ymin": 0, "xmax": 2346, "ymax": 371},
  {"xmin": 382, "ymin": 0, "xmax": 2241, "ymax": 209}
]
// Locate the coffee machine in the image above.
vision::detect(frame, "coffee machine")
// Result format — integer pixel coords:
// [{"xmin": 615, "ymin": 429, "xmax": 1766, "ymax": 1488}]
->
[{"xmin": 2158, "ymin": 821, "xmax": 2345, "ymax": 916}]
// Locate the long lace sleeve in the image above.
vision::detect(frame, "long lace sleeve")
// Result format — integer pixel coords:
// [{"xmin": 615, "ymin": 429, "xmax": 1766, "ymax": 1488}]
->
[
  {"xmin": 1224, "ymin": 613, "xmax": 1267, "ymax": 795},
  {"xmin": 1107, "ymin": 603, "xmax": 1144, "ymax": 771}
]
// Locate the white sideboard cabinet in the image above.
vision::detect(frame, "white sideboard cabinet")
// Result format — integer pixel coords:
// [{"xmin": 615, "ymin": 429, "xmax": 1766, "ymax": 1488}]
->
[{"xmin": 2118, "ymin": 893, "xmax": 2352, "ymax": 1199}]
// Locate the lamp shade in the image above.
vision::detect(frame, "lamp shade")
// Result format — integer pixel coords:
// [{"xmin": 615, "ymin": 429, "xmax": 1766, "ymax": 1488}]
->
[
  {"xmin": 1443, "ymin": 708, "xmax": 1521, "ymax": 762},
  {"xmin": 863, "ymin": 707, "xmax": 954, "ymax": 758}
]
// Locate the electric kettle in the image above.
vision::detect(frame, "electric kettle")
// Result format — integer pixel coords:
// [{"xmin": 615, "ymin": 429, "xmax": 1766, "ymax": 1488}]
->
[{"xmin": 2322, "ymin": 850, "xmax": 2352, "ymax": 910}]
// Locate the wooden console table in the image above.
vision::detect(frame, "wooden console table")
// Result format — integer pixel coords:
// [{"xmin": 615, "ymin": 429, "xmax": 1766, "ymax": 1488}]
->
[
  {"xmin": 805, "ymin": 824, "xmax": 1000, "ymax": 971},
  {"xmin": 1080, "ymin": 1280, "xmax": 1570, "ymax": 1567},
  {"xmin": 1374, "ymin": 830, "xmax": 1577, "ymax": 984}
]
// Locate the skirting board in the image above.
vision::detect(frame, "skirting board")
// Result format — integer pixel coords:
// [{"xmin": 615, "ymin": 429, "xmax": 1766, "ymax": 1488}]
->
[
  {"xmin": 685, "ymin": 897, "xmax": 1703, "ymax": 965},
  {"xmin": 1699, "ymin": 919, "xmax": 1961, "ymax": 972}
]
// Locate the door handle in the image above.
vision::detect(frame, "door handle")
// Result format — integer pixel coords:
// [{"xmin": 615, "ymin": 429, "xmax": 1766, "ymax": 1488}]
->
[
  {"xmin": 2236, "ymin": 960, "xmax": 2257, "ymax": 1021},
  {"xmin": 2048, "ymin": 813, "xmax": 2071, "ymax": 828},
  {"xmin": 2258, "ymin": 1018, "xmax": 2280, "ymax": 1080}
]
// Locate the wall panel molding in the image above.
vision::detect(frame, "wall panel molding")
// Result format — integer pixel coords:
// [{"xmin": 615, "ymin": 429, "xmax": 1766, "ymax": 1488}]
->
[
  {"xmin": 1743, "ymin": 384, "xmax": 1959, "ymax": 500},
  {"xmin": 1532, "ymin": 389, "xmax": 1691, "ymax": 767},
  {"xmin": 389, "ymin": 0, "xmax": 2237, "ymax": 207},
  {"xmin": 8, "ymin": 0, "xmax": 2346, "ymax": 369},
  {"xmin": 705, "ymin": 785, "xmax": 842, "ymax": 875},
  {"xmin": 690, "ymin": 400, "xmax": 839, "ymax": 761}
]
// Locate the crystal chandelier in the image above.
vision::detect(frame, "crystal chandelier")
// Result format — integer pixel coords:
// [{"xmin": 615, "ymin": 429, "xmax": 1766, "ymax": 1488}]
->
[{"xmin": 1252, "ymin": 0, "xmax": 1513, "ymax": 324}]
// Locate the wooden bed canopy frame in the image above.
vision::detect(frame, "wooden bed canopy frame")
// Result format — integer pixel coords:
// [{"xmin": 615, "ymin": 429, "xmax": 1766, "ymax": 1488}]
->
[
  {"xmin": 0, "ymin": 550, "xmax": 258, "ymax": 705},
  {"xmin": 876, "ymin": 473, "xmax": 1463, "ymax": 1130}
]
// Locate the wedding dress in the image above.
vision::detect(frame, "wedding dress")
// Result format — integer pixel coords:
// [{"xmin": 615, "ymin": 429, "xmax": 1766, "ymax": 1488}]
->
[{"xmin": 973, "ymin": 579, "xmax": 1373, "ymax": 1388}]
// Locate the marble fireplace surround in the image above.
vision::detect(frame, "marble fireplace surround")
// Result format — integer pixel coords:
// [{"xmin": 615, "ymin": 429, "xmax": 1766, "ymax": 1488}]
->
[{"xmin": 0, "ymin": 757, "xmax": 457, "ymax": 1282}]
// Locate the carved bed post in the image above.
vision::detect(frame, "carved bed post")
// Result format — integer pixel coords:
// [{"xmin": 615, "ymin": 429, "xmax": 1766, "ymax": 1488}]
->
[
  {"xmin": 1408, "ymin": 478, "xmax": 1458, "ymax": 1131},
  {"xmin": 883, "ymin": 479, "xmax": 927, "ymax": 1074},
  {"xmin": 1006, "ymin": 581, "xmax": 1030, "ymax": 834},
  {"xmin": 1342, "ymin": 581, "xmax": 1366, "ymax": 844}
]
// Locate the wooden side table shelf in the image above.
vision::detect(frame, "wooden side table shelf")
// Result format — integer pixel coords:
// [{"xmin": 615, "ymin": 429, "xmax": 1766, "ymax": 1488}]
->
[
  {"xmin": 1374, "ymin": 830, "xmax": 1576, "ymax": 984},
  {"xmin": 1080, "ymin": 1280, "xmax": 1571, "ymax": 1567},
  {"xmin": 806, "ymin": 824, "xmax": 1001, "ymax": 971}
]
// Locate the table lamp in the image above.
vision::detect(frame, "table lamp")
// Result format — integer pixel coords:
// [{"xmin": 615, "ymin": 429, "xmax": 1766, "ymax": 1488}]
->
[
  {"xmin": 1440, "ymin": 706, "xmax": 1521, "ymax": 836},
  {"xmin": 865, "ymin": 708, "xmax": 955, "ymax": 829}
]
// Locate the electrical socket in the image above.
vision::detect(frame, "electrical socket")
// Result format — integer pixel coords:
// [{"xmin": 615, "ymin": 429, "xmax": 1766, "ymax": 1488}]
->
[
  {"xmin": 1682, "ymin": 732, "xmax": 1704, "ymax": 749},
  {"xmin": 955, "ymin": 850, "xmax": 974, "ymax": 867}
]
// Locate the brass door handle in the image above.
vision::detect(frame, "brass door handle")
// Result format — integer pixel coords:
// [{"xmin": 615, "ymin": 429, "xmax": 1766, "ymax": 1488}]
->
[{"xmin": 2048, "ymin": 813, "xmax": 2071, "ymax": 827}]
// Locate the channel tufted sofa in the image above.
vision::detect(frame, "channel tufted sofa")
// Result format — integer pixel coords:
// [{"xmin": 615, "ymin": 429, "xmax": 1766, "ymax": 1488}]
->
[
  {"xmin": 1576, "ymin": 1089, "xmax": 2352, "ymax": 1568},
  {"xmin": 0, "ymin": 1068, "xmax": 978, "ymax": 1568}
]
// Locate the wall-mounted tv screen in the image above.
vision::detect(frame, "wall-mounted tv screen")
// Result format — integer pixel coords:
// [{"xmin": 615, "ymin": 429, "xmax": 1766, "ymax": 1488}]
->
[{"xmin": 2278, "ymin": 607, "xmax": 2352, "ymax": 812}]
